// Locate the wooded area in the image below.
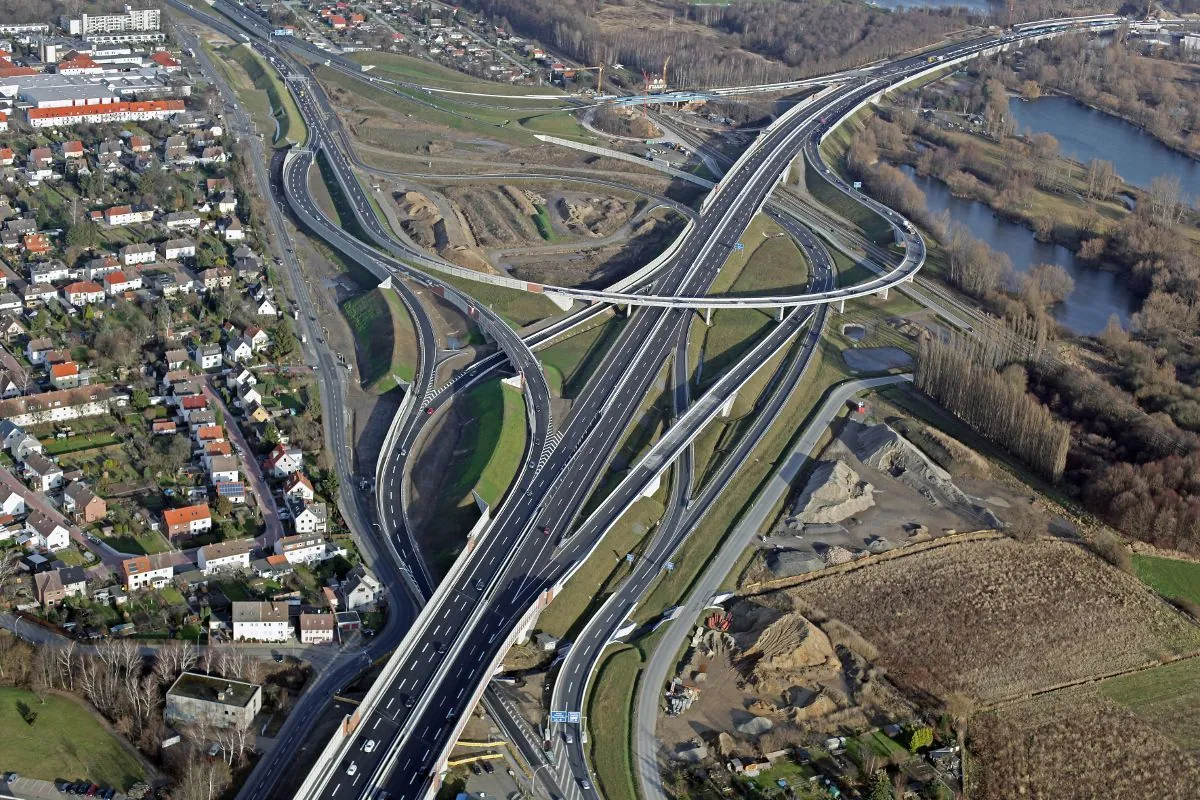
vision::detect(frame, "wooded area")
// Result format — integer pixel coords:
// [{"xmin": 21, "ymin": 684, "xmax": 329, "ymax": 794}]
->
[{"xmin": 915, "ymin": 334, "xmax": 1070, "ymax": 483}]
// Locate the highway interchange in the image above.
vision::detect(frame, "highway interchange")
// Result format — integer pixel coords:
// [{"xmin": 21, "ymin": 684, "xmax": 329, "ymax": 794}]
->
[{"xmin": 165, "ymin": 4, "xmax": 1123, "ymax": 799}]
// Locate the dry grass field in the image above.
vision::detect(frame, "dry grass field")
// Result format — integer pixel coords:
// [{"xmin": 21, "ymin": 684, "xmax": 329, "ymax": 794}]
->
[
  {"xmin": 970, "ymin": 686, "xmax": 1200, "ymax": 799},
  {"xmin": 790, "ymin": 539, "xmax": 1200, "ymax": 703}
]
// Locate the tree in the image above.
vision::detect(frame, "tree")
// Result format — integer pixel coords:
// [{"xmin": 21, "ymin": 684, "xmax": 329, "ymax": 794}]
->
[
  {"xmin": 131, "ymin": 387, "xmax": 151, "ymax": 410},
  {"xmin": 65, "ymin": 220, "xmax": 100, "ymax": 249},
  {"xmin": 867, "ymin": 771, "xmax": 893, "ymax": 800},
  {"xmin": 903, "ymin": 724, "xmax": 934, "ymax": 752},
  {"xmin": 1020, "ymin": 79, "xmax": 1041, "ymax": 100}
]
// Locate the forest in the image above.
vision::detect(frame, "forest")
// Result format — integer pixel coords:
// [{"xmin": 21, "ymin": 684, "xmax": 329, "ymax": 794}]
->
[{"xmin": 470, "ymin": 0, "xmax": 974, "ymax": 89}]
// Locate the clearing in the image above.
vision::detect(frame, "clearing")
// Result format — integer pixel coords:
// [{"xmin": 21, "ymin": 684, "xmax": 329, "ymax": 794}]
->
[{"xmin": 0, "ymin": 686, "xmax": 145, "ymax": 790}]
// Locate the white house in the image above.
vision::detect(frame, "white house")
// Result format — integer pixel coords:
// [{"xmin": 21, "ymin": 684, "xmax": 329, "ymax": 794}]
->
[
  {"xmin": 103, "ymin": 270, "xmax": 142, "ymax": 296},
  {"xmin": 123, "ymin": 552, "xmax": 175, "ymax": 591},
  {"xmin": 231, "ymin": 600, "xmax": 291, "ymax": 642},
  {"xmin": 62, "ymin": 281, "xmax": 106, "ymax": 306},
  {"xmin": 197, "ymin": 539, "xmax": 252, "ymax": 575},
  {"xmin": 274, "ymin": 533, "xmax": 326, "ymax": 565},
  {"xmin": 299, "ymin": 613, "xmax": 335, "ymax": 644},
  {"xmin": 0, "ymin": 421, "xmax": 43, "ymax": 461},
  {"xmin": 225, "ymin": 337, "xmax": 253, "ymax": 363},
  {"xmin": 0, "ymin": 488, "xmax": 25, "ymax": 516},
  {"xmin": 160, "ymin": 238, "xmax": 195, "ymax": 260},
  {"xmin": 191, "ymin": 343, "xmax": 222, "ymax": 370},
  {"xmin": 119, "ymin": 242, "xmax": 156, "ymax": 266},
  {"xmin": 206, "ymin": 454, "xmax": 240, "ymax": 485},
  {"xmin": 292, "ymin": 502, "xmax": 328, "ymax": 535},
  {"xmin": 221, "ymin": 217, "xmax": 244, "ymax": 242},
  {"xmin": 341, "ymin": 565, "xmax": 382, "ymax": 611},
  {"xmin": 23, "ymin": 453, "xmax": 63, "ymax": 492},
  {"xmin": 26, "ymin": 513, "xmax": 70, "ymax": 551},
  {"xmin": 282, "ymin": 472, "xmax": 314, "ymax": 504},
  {"xmin": 265, "ymin": 444, "xmax": 303, "ymax": 478}
]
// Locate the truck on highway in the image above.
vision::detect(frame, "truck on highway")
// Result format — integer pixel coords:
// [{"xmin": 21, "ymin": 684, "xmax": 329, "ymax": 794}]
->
[{"xmin": 925, "ymin": 54, "xmax": 945, "ymax": 63}]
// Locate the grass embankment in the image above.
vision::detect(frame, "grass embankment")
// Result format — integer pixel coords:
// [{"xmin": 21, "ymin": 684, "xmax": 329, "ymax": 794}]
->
[
  {"xmin": 587, "ymin": 646, "xmax": 642, "ymax": 800},
  {"xmin": 538, "ymin": 314, "xmax": 626, "ymax": 399},
  {"xmin": 445, "ymin": 379, "xmax": 528, "ymax": 511},
  {"xmin": 224, "ymin": 44, "xmax": 307, "ymax": 146},
  {"xmin": 0, "ymin": 686, "xmax": 145, "ymax": 790},
  {"xmin": 437, "ymin": 272, "xmax": 563, "ymax": 329},
  {"xmin": 348, "ymin": 51, "xmax": 563, "ymax": 96},
  {"xmin": 803, "ymin": 157, "xmax": 894, "ymax": 247},
  {"xmin": 535, "ymin": 495, "xmax": 665, "ymax": 640},
  {"xmin": 341, "ymin": 288, "xmax": 418, "ymax": 391},
  {"xmin": 1134, "ymin": 554, "xmax": 1200, "ymax": 608}
]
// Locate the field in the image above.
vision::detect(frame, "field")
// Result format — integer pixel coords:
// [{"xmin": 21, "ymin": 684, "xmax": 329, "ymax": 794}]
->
[
  {"xmin": 1134, "ymin": 553, "xmax": 1200, "ymax": 607},
  {"xmin": 791, "ymin": 538, "xmax": 1200, "ymax": 703},
  {"xmin": 971, "ymin": 684, "xmax": 1200, "ymax": 799},
  {"xmin": 437, "ymin": 272, "xmax": 563, "ymax": 329},
  {"xmin": 0, "ymin": 686, "xmax": 145, "ymax": 790},
  {"xmin": 348, "ymin": 51, "xmax": 564, "ymax": 97},
  {"xmin": 1100, "ymin": 657, "xmax": 1200, "ymax": 751},
  {"xmin": 340, "ymin": 288, "xmax": 418, "ymax": 392}
]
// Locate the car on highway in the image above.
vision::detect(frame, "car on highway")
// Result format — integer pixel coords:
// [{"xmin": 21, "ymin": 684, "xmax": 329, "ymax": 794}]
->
[
  {"xmin": 436, "ymin": 641, "xmax": 448, "ymax": 654},
  {"xmin": 541, "ymin": 526, "xmax": 551, "ymax": 536},
  {"xmin": 363, "ymin": 740, "xmax": 377, "ymax": 753},
  {"xmin": 425, "ymin": 406, "xmax": 434, "ymax": 415},
  {"xmin": 579, "ymin": 778, "xmax": 591, "ymax": 791},
  {"xmin": 404, "ymin": 694, "xmax": 416, "ymax": 708},
  {"xmin": 346, "ymin": 763, "xmax": 358, "ymax": 776},
  {"xmin": 564, "ymin": 732, "xmax": 574, "ymax": 744}
]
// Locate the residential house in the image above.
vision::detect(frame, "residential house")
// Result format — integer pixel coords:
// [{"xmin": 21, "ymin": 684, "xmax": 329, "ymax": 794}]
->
[
  {"xmin": 22, "ymin": 284, "xmax": 58, "ymax": 305},
  {"xmin": 215, "ymin": 480, "xmax": 246, "ymax": 505},
  {"xmin": 206, "ymin": 454, "xmax": 239, "ymax": 485},
  {"xmin": 341, "ymin": 565, "xmax": 382, "ymax": 611},
  {"xmin": 164, "ymin": 348, "xmax": 188, "ymax": 370},
  {"xmin": 221, "ymin": 217, "xmax": 244, "ymax": 242},
  {"xmin": 245, "ymin": 326, "xmax": 270, "ymax": 352},
  {"xmin": 128, "ymin": 135, "xmax": 151, "ymax": 154},
  {"xmin": 162, "ymin": 503, "xmax": 211, "ymax": 538},
  {"xmin": 255, "ymin": 297, "xmax": 278, "ymax": 317},
  {"xmin": 35, "ymin": 566, "xmax": 86, "ymax": 605},
  {"xmin": 215, "ymin": 192, "xmax": 237, "ymax": 214},
  {"xmin": 282, "ymin": 472, "xmax": 315, "ymax": 504},
  {"xmin": 163, "ymin": 210, "xmax": 200, "ymax": 230},
  {"xmin": 151, "ymin": 419, "xmax": 177, "ymax": 435},
  {"xmin": 0, "ymin": 488, "xmax": 25, "ymax": 516},
  {"xmin": 165, "ymin": 672, "xmax": 262, "ymax": 731},
  {"xmin": 264, "ymin": 444, "xmax": 303, "ymax": 478},
  {"xmin": 225, "ymin": 337, "xmax": 253, "ymax": 363},
  {"xmin": 292, "ymin": 503, "xmax": 328, "ymax": 536},
  {"xmin": 198, "ymin": 267, "xmax": 233, "ymax": 291},
  {"xmin": 0, "ymin": 386, "xmax": 113, "ymax": 426},
  {"xmin": 23, "ymin": 452, "xmax": 64, "ymax": 492},
  {"xmin": 62, "ymin": 281, "xmax": 106, "ymax": 306},
  {"xmin": 191, "ymin": 343, "xmax": 221, "ymax": 370},
  {"xmin": 103, "ymin": 204, "xmax": 153, "ymax": 226},
  {"xmin": 0, "ymin": 421, "xmax": 43, "ymax": 461},
  {"xmin": 26, "ymin": 513, "xmax": 70, "ymax": 550},
  {"xmin": 103, "ymin": 270, "xmax": 142, "ymax": 296},
  {"xmin": 23, "ymin": 233, "xmax": 51, "ymax": 254},
  {"xmin": 49, "ymin": 361, "xmax": 81, "ymax": 390},
  {"xmin": 244, "ymin": 403, "xmax": 270, "ymax": 424},
  {"xmin": 0, "ymin": 314, "xmax": 25, "ymax": 341},
  {"xmin": 29, "ymin": 261, "xmax": 69, "ymax": 285},
  {"xmin": 122, "ymin": 552, "xmax": 175, "ymax": 591},
  {"xmin": 63, "ymin": 481, "xmax": 106, "ymax": 524},
  {"xmin": 83, "ymin": 255, "xmax": 121, "ymax": 280},
  {"xmin": 197, "ymin": 539, "xmax": 252, "ymax": 575},
  {"xmin": 274, "ymin": 533, "xmax": 325, "ymax": 564},
  {"xmin": 163, "ymin": 134, "xmax": 187, "ymax": 160},
  {"xmin": 160, "ymin": 238, "xmax": 194, "ymax": 260},
  {"xmin": 231, "ymin": 600, "xmax": 291, "ymax": 642},
  {"xmin": 119, "ymin": 242, "xmax": 156, "ymax": 266},
  {"xmin": 299, "ymin": 613, "xmax": 335, "ymax": 644}
]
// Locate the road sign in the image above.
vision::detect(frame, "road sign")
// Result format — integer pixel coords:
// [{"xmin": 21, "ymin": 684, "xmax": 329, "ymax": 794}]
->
[
  {"xmin": 664, "ymin": 560, "xmax": 675, "ymax": 572},
  {"xmin": 549, "ymin": 711, "xmax": 571, "ymax": 723},
  {"xmin": 852, "ymin": 181, "xmax": 863, "ymax": 190},
  {"xmin": 733, "ymin": 242, "xmax": 745, "ymax": 252},
  {"xmin": 626, "ymin": 553, "xmax": 635, "ymax": 563},
  {"xmin": 567, "ymin": 712, "xmax": 582, "ymax": 724}
]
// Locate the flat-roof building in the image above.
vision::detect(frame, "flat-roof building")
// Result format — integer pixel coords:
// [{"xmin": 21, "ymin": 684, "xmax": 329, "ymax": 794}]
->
[{"xmin": 165, "ymin": 672, "xmax": 261, "ymax": 731}]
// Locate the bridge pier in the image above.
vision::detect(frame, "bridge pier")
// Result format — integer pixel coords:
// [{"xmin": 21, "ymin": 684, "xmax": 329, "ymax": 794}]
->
[
  {"xmin": 776, "ymin": 306, "xmax": 785, "ymax": 322},
  {"xmin": 875, "ymin": 286, "xmax": 890, "ymax": 301},
  {"xmin": 641, "ymin": 471, "xmax": 661, "ymax": 499},
  {"xmin": 544, "ymin": 291, "xmax": 574, "ymax": 311},
  {"xmin": 704, "ymin": 307, "xmax": 713, "ymax": 326},
  {"xmin": 835, "ymin": 298, "xmax": 845, "ymax": 314},
  {"xmin": 377, "ymin": 276, "xmax": 392, "ymax": 290}
]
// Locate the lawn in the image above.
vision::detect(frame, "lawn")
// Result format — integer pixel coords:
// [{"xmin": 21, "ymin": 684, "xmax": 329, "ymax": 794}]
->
[
  {"xmin": 804, "ymin": 158, "xmax": 893, "ymax": 246},
  {"xmin": 587, "ymin": 646, "xmax": 642, "ymax": 800},
  {"xmin": 348, "ymin": 51, "xmax": 564, "ymax": 96},
  {"xmin": 1134, "ymin": 554, "xmax": 1200, "ymax": 608},
  {"xmin": 0, "ymin": 685, "xmax": 145, "ymax": 790},
  {"xmin": 538, "ymin": 314, "xmax": 626, "ymax": 400},
  {"xmin": 341, "ymin": 288, "xmax": 418, "ymax": 392},
  {"xmin": 106, "ymin": 529, "xmax": 169, "ymax": 556},
  {"xmin": 42, "ymin": 432, "xmax": 118, "ymax": 456},
  {"xmin": 1100, "ymin": 658, "xmax": 1200, "ymax": 752},
  {"xmin": 741, "ymin": 759, "xmax": 822, "ymax": 799}
]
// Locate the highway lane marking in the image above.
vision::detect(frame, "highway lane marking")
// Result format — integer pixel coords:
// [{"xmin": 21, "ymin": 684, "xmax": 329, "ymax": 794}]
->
[
  {"xmin": 373, "ymin": 718, "xmax": 380, "ymax": 730},
  {"xmin": 386, "ymin": 697, "xmax": 395, "ymax": 709}
]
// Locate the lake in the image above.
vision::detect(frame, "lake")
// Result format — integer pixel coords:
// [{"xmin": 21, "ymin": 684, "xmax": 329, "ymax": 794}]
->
[
  {"xmin": 900, "ymin": 164, "xmax": 1138, "ymax": 335},
  {"xmin": 1009, "ymin": 95, "xmax": 1200, "ymax": 201}
]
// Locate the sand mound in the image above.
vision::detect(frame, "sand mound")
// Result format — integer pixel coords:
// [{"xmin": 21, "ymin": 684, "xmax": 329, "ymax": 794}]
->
[
  {"xmin": 735, "ymin": 716, "xmax": 774, "ymax": 735},
  {"xmin": 790, "ymin": 461, "xmax": 875, "ymax": 525}
]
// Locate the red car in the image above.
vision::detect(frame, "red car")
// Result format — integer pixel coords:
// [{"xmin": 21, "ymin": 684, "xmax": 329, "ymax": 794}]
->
[{"xmin": 425, "ymin": 406, "xmax": 434, "ymax": 415}]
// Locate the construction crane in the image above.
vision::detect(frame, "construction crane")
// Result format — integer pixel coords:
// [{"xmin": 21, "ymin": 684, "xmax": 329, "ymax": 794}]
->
[{"xmin": 570, "ymin": 63, "xmax": 605, "ymax": 94}]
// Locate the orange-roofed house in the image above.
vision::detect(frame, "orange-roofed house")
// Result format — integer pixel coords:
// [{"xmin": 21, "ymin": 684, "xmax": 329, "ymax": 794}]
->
[
  {"xmin": 56, "ymin": 52, "xmax": 103, "ymax": 75},
  {"xmin": 194, "ymin": 425, "xmax": 225, "ymax": 445},
  {"xmin": 61, "ymin": 140, "xmax": 84, "ymax": 159},
  {"xmin": 62, "ymin": 281, "xmax": 105, "ymax": 306},
  {"xmin": 163, "ymin": 504, "xmax": 211, "ymax": 538},
  {"xmin": 122, "ymin": 552, "xmax": 175, "ymax": 591},
  {"xmin": 28, "ymin": 99, "xmax": 185, "ymax": 129},
  {"xmin": 0, "ymin": 149, "xmax": 13, "ymax": 166},
  {"xmin": 49, "ymin": 361, "xmax": 80, "ymax": 390},
  {"xmin": 149, "ymin": 51, "xmax": 181, "ymax": 71},
  {"xmin": 205, "ymin": 440, "xmax": 233, "ymax": 457},
  {"xmin": 23, "ymin": 233, "xmax": 51, "ymax": 255},
  {"xmin": 0, "ymin": 111, "xmax": 7, "ymax": 133},
  {"xmin": 329, "ymin": 15, "xmax": 347, "ymax": 28}
]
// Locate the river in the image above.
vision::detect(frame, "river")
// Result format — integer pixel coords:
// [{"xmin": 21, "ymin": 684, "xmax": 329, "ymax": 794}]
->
[
  {"xmin": 900, "ymin": 164, "xmax": 1137, "ymax": 335},
  {"xmin": 1009, "ymin": 95, "xmax": 1200, "ymax": 200}
]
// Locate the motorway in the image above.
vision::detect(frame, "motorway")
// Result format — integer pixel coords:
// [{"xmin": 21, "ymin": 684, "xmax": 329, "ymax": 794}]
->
[{"xmin": 166, "ymin": 4, "xmax": 1122, "ymax": 798}]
